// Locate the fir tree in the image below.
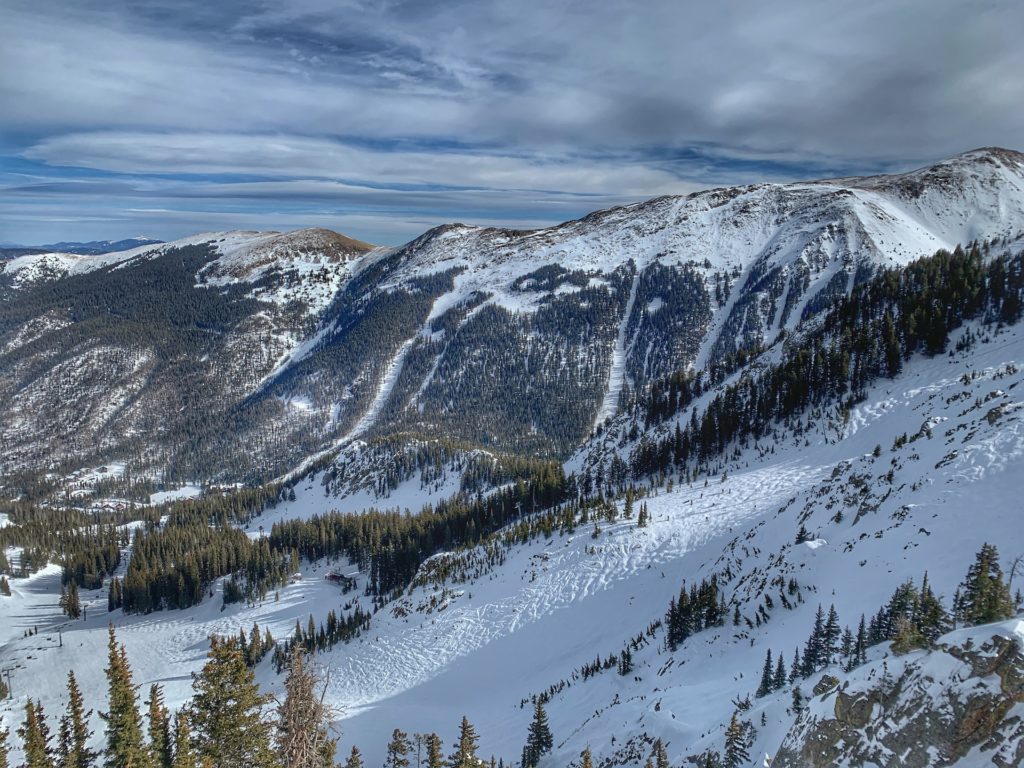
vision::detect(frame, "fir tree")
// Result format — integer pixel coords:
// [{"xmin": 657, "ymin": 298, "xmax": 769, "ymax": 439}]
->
[
  {"xmin": 823, "ymin": 605, "xmax": 840, "ymax": 662},
  {"xmin": 854, "ymin": 614, "xmax": 868, "ymax": 668},
  {"xmin": 522, "ymin": 701, "xmax": 553, "ymax": 767},
  {"xmin": 101, "ymin": 626, "xmax": 150, "ymax": 768},
  {"xmin": 146, "ymin": 685, "xmax": 172, "ymax": 768},
  {"xmin": 345, "ymin": 747, "xmax": 365, "ymax": 768},
  {"xmin": 449, "ymin": 717, "xmax": 479, "ymax": 768},
  {"xmin": 425, "ymin": 735, "xmax": 443, "ymax": 768},
  {"xmin": 63, "ymin": 581, "xmax": 81, "ymax": 620},
  {"xmin": 916, "ymin": 573, "xmax": 950, "ymax": 642},
  {"xmin": 58, "ymin": 671, "xmax": 96, "ymax": 768},
  {"xmin": 956, "ymin": 544, "xmax": 1015, "ymax": 626},
  {"xmin": 189, "ymin": 637, "xmax": 277, "ymax": 768},
  {"xmin": 772, "ymin": 654, "xmax": 787, "ymax": 691},
  {"xmin": 275, "ymin": 651, "xmax": 336, "ymax": 768},
  {"xmin": 171, "ymin": 712, "xmax": 197, "ymax": 768},
  {"xmin": 579, "ymin": 748, "xmax": 592, "ymax": 768},
  {"xmin": 801, "ymin": 605, "xmax": 826, "ymax": 676},
  {"xmin": 0, "ymin": 726, "xmax": 10, "ymax": 768},
  {"xmin": 722, "ymin": 714, "xmax": 748, "ymax": 768},
  {"xmin": 108, "ymin": 577, "xmax": 122, "ymax": 612},
  {"xmin": 19, "ymin": 700, "xmax": 55, "ymax": 768},
  {"xmin": 386, "ymin": 729, "xmax": 412, "ymax": 768},
  {"xmin": 755, "ymin": 649, "xmax": 773, "ymax": 697}
]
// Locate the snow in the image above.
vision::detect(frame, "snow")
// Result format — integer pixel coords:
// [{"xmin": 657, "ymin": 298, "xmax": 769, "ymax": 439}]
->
[
  {"xmin": 149, "ymin": 484, "xmax": 202, "ymax": 505},
  {"xmin": 594, "ymin": 268, "xmax": 641, "ymax": 426},
  {"xmin": 250, "ymin": 466, "xmax": 466, "ymax": 531}
]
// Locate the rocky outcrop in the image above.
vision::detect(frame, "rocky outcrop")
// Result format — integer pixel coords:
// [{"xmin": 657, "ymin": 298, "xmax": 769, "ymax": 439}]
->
[{"xmin": 773, "ymin": 625, "xmax": 1024, "ymax": 767}]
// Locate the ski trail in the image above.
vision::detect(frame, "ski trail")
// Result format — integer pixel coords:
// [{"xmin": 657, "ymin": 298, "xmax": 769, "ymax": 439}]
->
[
  {"xmin": 595, "ymin": 268, "xmax": 641, "ymax": 426},
  {"xmin": 345, "ymin": 337, "xmax": 416, "ymax": 441}
]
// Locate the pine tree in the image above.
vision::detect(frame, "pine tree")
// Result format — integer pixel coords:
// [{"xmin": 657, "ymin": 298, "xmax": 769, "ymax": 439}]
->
[
  {"xmin": 108, "ymin": 578, "xmax": 122, "ymax": 612},
  {"xmin": 772, "ymin": 654, "xmax": 787, "ymax": 691},
  {"xmin": 19, "ymin": 699, "xmax": 55, "ymax": 768},
  {"xmin": 345, "ymin": 746, "xmax": 364, "ymax": 768},
  {"xmin": 852, "ymin": 615, "xmax": 868, "ymax": 669},
  {"xmin": 189, "ymin": 637, "xmax": 277, "ymax": 768},
  {"xmin": 172, "ymin": 712, "xmax": 197, "ymax": 768},
  {"xmin": 66, "ymin": 582, "xmax": 81, "ymax": 620},
  {"xmin": 956, "ymin": 544, "xmax": 1015, "ymax": 626},
  {"xmin": 425, "ymin": 734, "xmax": 443, "ymax": 768},
  {"xmin": 802, "ymin": 605, "xmax": 826, "ymax": 676},
  {"xmin": 386, "ymin": 729, "xmax": 412, "ymax": 768},
  {"xmin": 755, "ymin": 649, "xmax": 773, "ymax": 697},
  {"xmin": 147, "ymin": 685, "xmax": 172, "ymax": 768},
  {"xmin": 637, "ymin": 502, "xmax": 649, "ymax": 528},
  {"xmin": 722, "ymin": 714, "xmax": 748, "ymax": 768},
  {"xmin": 823, "ymin": 605, "xmax": 840, "ymax": 662},
  {"xmin": 449, "ymin": 717, "xmax": 479, "ymax": 768},
  {"xmin": 652, "ymin": 739, "xmax": 669, "ymax": 768},
  {"xmin": 60, "ymin": 585, "xmax": 81, "ymax": 622},
  {"xmin": 839, "ymin": 626, "xmax": 854, "ymax": 661},
  {"xmin": 917, "ymin": 573, "xmax": 950, "ymax": 642},
  {"xmin": 0, "ymin": 726, "xmax": 10, "ymax": 768},
  {"xmin": 522, "ymin": 701, "xmax": 553, "ymax": 767},
  {"xmin": 579, "ymin": 748, "xmax": 592, "ymax": 768},
  {"xmin": 275, "ymin": 651, "xmax": 336, "ymax": 768},
  {"xmin": 788, "ymin": 648, "xmax": 801, "ymax": 685},
  {"xmin": 101, "ymin": 626, "xmax": 150, "ymax": 768},
  {"xmin": 58, "ymin": 671, "xmax": 96, "ymax": 768}
]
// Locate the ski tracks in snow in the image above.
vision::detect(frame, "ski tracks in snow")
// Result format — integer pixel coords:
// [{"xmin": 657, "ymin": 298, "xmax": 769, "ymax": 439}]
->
[{"xmin": 325, "ymin": 460, "xmax": 825, "ymax": 708}]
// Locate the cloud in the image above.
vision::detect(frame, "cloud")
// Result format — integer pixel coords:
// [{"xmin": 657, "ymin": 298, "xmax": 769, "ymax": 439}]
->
[
  {"xmin": 21, "ymin": 132, "xmax": 699, "ymax": 197},
  {"xmin": 2, "ymin": 0, "xmax": 1023, "ymax": 243}
]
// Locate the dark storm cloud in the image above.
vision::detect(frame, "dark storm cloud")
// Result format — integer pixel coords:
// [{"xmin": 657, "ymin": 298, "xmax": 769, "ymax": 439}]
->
[{"xmin": 1, "ymin": 0, "xmax": 1021, "ymax": 243}]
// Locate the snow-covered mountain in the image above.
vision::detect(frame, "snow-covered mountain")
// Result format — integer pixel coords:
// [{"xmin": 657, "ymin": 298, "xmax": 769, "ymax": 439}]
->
[
  {"xmin": 3, "ymin": 148, "xmax": 1024, "ymax": 498},
  {"xmin": 2, "ymin": 148, "xmax": 1024, "ymax": 768},
  {"xmin": 0, "ymin": 227, "xmax": 375, "ymax": 483},
  {"xmin": 2, "ymin": 278, "xmax": 1023, "ymax": 767}
]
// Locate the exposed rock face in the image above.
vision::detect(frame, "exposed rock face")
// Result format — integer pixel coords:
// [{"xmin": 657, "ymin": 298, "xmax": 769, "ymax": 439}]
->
[{"xmin": 774, "ymin": 627, "xmax": 1024, "ymax": 767}]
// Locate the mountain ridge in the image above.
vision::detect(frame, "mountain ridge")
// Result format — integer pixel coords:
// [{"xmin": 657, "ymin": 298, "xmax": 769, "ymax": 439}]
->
[{"xmin": 1, "ymin": 147, "xmax": 1023, "ymax": 491}]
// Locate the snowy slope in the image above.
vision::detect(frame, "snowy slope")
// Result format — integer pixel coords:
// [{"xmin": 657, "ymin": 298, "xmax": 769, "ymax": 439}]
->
[{"xmin": 3, "ymin": 314, "xmax": 1023, "ymax": 766}]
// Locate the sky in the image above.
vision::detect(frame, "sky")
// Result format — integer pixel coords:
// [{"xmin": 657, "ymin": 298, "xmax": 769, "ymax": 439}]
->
[{"xmin": 2, "ymin": 0, "xmax": 1023, "ymax": 247}]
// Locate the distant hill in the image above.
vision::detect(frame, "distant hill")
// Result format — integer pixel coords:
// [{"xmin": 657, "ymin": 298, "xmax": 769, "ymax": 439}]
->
[{"xmin": 35, "ymin": 236, "xmax": 164, "ymax": 255}]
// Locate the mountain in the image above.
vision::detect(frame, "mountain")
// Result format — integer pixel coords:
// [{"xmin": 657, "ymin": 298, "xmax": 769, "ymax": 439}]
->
[
  {"xmin": 3, "ymin": 148, "xmax": 1023, "ymax": 496},
  {"xmin": 1, "ymin": 148, "xmax": 1024, "ymax": 767},
  {"xmin": 2, "ymin": 235, "xmax": 1023, "ymax": 767},
  {"xmin": 0, "ymin": 227, "xmax": 375, "ymax": 485},
  {"xmin": 36, "ymin": 236, "xmax": 164, "ymax": 255},
  {"xmin": 0, "ymin": 247, "xmax": 48, "ymax": 260}
]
